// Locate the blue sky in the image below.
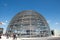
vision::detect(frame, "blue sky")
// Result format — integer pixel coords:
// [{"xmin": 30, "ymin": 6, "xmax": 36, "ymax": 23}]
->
[{"xmin": 0, "ymin": 0, "xmax": 60, "ymax": 31}]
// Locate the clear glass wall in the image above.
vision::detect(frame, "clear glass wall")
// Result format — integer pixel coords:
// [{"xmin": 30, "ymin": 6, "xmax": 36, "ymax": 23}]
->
[{"xmin": 6, "ymin": 10, "xmax": 51, "ymax": 38}]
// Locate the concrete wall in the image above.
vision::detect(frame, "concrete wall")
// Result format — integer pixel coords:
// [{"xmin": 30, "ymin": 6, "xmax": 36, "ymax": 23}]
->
[{"xmin": 54, "ymin": 30, "xmax": 60, "ymax": 36}]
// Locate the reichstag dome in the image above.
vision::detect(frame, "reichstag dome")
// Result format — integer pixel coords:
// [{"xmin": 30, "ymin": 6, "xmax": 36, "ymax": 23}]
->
[{"xmin": 6, "ymin": 10, "xmax": 51, "ymax": 38}]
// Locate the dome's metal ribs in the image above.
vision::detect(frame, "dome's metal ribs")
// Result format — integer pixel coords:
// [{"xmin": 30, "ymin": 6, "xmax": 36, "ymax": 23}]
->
[{"xmin": 6, "ymin": 10, "xmax": 51, "ymax": 38}]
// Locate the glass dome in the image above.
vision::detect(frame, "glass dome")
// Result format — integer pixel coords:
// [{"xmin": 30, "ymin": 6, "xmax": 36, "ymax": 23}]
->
[{"xmin": 6, "ymin": 10, "xmax": 51, "ymax": 38}]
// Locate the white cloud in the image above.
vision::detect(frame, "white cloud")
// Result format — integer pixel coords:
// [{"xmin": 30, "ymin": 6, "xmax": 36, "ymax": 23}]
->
[
  {"xmin": 47, "ymin": 20, "xmax": 60, "ymax": 25},
  {"xmin": 47, "ymin": 20, "xmax": 51, "ymax": 23},
  {"xmin": 55, "ymin": 22, "xmax": 59, "ymax": 25},
  {"xmin": 5, "ymin": 20, "xmax": 8, "ymax": 22},
  {"xmin": 55, "ymin": 22, "xmax": 60, "ymax": 25},
  {"xmin": 1, "ymin": 22, "xmax": 6, "ymax": 25},
  {"xmin": 0, "ymin": 22, "xmax": 6, "ymax": 25},
  {"xmin": 0, "ymin": 20, "xmax": 9, "ymax": 26}
]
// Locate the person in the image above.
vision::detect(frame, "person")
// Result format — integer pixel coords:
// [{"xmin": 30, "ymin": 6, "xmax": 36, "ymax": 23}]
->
[
  {"xmin": 6, "ymin": 34, "xmax": 9, "ymax": 39},
  {"xmin": 13, "ymin": 34, "xmax": 17, "ymax": 40},
  {"xmin": 0, "ymin": 34, "xmax": 1, "ymax": 39}
]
